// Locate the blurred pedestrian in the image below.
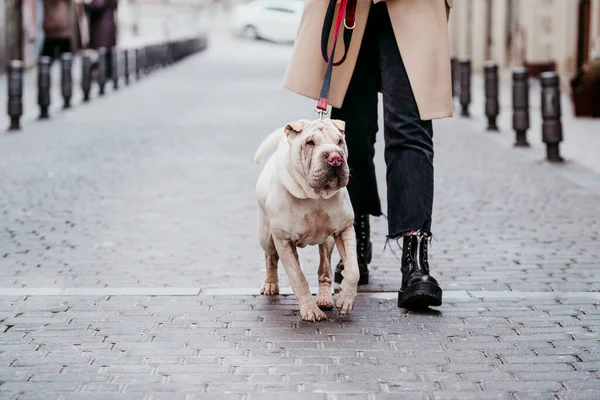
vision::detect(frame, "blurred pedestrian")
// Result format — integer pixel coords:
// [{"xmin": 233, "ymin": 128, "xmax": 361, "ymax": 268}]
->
[
  {"xmin": 284, "ymin": 0, "xmax": 454, "ymax": 310},
  {"xmin": 41, "ymin": 0, "xmax": 73, "ymax": 62},
  {"xmin": 77, "ymin": 0, "xmax": 118, "ymax": 78}
]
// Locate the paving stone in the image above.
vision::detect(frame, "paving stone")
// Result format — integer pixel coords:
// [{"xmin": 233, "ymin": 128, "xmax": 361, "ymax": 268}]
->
[{"xmin": 0, "ymin": 24, "xmax": 599, "ymax": 400}]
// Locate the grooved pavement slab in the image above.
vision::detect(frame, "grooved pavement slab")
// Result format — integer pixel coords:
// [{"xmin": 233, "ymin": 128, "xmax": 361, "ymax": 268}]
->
[{"xmin": 1, "ymin": 29, "xmax": 599, "ymax": 399}]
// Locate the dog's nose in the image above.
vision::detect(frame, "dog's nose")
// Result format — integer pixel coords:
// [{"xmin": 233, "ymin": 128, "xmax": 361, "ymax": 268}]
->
[{"xmin": 326, "ymin": 152, "xmax": 343, "ymax": 167}]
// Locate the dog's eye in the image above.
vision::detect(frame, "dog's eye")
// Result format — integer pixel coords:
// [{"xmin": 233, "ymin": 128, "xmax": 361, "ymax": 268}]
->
[
  {"xmin": 306, "ymin": 140, "xmax": 315, "ymax": 146},
  {"xmin": 338, "ymin": 139, "xmax": 343, "ymax": 145}
]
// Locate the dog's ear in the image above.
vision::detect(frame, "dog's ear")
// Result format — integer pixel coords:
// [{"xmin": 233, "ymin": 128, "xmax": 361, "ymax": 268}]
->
[
  {"xmin": 284, "ymin": 120, "xmax": 306, "ymax": 137},
  {"xmin": 331, "ymin": 119, "xmax": 346, "ymax": 135}
]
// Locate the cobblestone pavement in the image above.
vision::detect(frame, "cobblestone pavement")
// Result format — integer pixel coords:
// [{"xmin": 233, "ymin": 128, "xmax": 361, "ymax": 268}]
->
[{"xmin": 1, "ymin": 30, "xmax": 599, "ymax": 399}]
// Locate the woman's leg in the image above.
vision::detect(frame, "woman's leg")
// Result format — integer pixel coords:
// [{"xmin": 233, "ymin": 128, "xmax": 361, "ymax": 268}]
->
[
  {"xmin": 377, "ymin": 4, "xmax": 442, "ymax": 308},
  {"xmin": 331, "ymin": 6, "xmax": 381, "ymax": 285},
  {"xmin": 331, "ymin": 15, "xmax": 381, "ymax": 218}
]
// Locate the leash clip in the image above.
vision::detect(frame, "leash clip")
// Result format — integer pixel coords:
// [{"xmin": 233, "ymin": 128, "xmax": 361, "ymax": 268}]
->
[
  {"xmin": 315, "ymin": 105, "xmax": 328, "ymax": 120},
  {"xmin": 344, "ymin": 18, "xmax": 355, "ymax": 29}
]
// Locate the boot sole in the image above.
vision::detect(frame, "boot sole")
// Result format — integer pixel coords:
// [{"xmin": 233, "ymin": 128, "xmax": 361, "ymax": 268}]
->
[{"xmin": 398, "ymin": 283, "xmax": 442, "ymax": 309}]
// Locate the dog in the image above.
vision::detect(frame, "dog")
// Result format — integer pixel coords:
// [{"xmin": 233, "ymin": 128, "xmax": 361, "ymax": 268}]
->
[{"xmin": 254, "ymin": 118, "xmax": 360, "ymax": 321}]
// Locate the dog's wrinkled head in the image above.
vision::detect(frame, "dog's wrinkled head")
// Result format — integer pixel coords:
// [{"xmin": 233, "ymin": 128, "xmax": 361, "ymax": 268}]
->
[{"xmin": 285, "ymin": 118, "xmax": 349, "ymax": 196}]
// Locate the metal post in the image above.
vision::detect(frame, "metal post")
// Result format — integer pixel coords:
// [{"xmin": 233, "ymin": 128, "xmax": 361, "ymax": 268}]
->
[
  {"xmin": 38, "ymin": 56, "xmax": 52, "ymax": 119},
  {"xmin": 484, "ymin": 61, "xmax": 499, "ymax": 131},
  {"xmin": 82, "ymin": 51, "xmax": 92, "ymax": 102},
  {"xmin": 112, "ymin": 48, "xmax": 119, "ymax": 90},
  {"xmin": 124, "ymin": 50, "xmax": 130, "ymax": 85},
  {"xmin": 540, "ymin": 72, "xmax": 564, "ymax": 162},
  {"xmin": 453, "ymin": 57, "xmax": 461, "ymax": 99},
  {"xmin": 97, "ymin": 47, "xmax": 107, "ymax": 95},
  {"xmin": 7, "ymin": 60, "xmax": 24, "ymax": 131},
  {"xmin": 135, "ymin": 48, "xmax": 142, "ymax": 80},
  {"xmin": 60, "ymin": 53, "xmax": 73, "ymax": 109},
  {"xmin": 512, "ymin": 67, "xmax": 530, "ymax": 147},
  {"xmin": 450, "ymin": 57, "xmax": 457, "ymax": 98},
  {"xmin": 145, "ymin": 45, "xmax": 152, "ymax": 74},
  {"xmin": 459, "ymin": 58, "xmax": 471, "ymax": 117},
  {"xmin": 134, "ymin": 48, "xmax": 140, "ymax": 80}
]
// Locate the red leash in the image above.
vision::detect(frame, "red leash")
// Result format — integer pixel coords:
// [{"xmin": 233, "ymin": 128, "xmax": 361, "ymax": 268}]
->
[{"xmin": 316, "ymin": 0, "xmax": 357, "ymax": 117}]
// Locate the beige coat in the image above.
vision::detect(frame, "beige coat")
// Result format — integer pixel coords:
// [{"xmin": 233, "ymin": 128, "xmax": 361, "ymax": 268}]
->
[{"xmin": 283, "ymin": 0, "xmax": 453, "ymax": 120}]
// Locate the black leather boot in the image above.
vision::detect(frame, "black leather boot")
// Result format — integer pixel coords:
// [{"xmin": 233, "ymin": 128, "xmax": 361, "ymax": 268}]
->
[
  {"xmin": 398, "ymin": 233, "xmax": 442, "ymax": 309},
  {"xmin": 334, "ymin": 214, "xmax": 371, "ymax": 285}
]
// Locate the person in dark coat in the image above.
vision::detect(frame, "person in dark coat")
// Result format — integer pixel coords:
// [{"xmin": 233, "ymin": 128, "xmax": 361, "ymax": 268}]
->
[
  {"xmin": 78, "ymin": 0, "xmax": 118, "ymax": 78},
  {"xmin": 41, "ymin": 0, "xmax": 73, "ymax": 62}
]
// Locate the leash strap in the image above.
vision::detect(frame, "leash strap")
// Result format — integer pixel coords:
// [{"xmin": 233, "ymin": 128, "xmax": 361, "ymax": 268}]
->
[{"xmin": 316, "ymin": 0, "xmax": 356, "ymax": 115}]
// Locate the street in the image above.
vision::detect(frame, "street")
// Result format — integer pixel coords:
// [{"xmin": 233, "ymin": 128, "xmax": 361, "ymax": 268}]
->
[{"xmin": 1, "ymin": 27, "xmax": 600, "ymax": 400}]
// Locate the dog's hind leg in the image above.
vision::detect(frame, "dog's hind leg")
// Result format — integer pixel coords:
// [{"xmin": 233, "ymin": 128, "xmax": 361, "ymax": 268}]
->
[
  {"xmin": 259, "ymin": 212, "xmax": 279, "ymax": 296},
  {"xmin": 260, "ymin": 248, "xmax": 279, "ymax": 296},
  {"xmin": 316, "ymin": 237, "xmax": 335, "ymax": 310}
]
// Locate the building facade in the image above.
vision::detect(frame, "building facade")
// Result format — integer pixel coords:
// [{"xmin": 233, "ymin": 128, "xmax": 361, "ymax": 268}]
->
[{"xmin": 449, "ymin": 0, "xmax": 600, "ymax": 79}]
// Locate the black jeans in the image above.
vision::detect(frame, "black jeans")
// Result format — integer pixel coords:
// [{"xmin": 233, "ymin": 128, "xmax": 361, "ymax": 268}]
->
[
  {"xmin": 331, "ymin": 3, "xmax": 434, "ymax": 238},
  {"xmin": 40, "ymin": 38, "xmax": 72, "ymax": 63}
]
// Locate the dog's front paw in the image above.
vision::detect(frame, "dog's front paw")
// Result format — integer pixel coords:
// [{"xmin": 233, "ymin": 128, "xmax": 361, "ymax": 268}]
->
[
  {"xmin": 260, "ymin": 281, "xmax": 279, "ymax": 296},
  {"xmin": 300, "ymin": 303, "xmax": 327, "ymax": 322},
  {"xmin": 316, "ymin": 291, "xmax": 335, "ymax": 310},
  {"xmin": 335, "ymin": 293, "xmax": 356, "ymax": 316},
  {"xmin": 336, "ymin": 282, "xmax": 358, "ymax": 316}
]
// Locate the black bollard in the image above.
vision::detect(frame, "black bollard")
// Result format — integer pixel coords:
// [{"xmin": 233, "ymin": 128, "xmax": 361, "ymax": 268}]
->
[
  {"xmin": 124, "ymin": 50, "xmax": 130, "ymax": 85},
  {"xmin": 7, "ymin": 60, "xmax": 24, "ymax": 131},
  {"xmin": 484, "ymin": 61, "xmax": 499, "ymax": 131},
  {"xmin": 135, "ymin": 48, "xmax": 142, "ymax": 80},
  {"xmin": 112, "ymin": 48, "xmax": 119, "ymax": 90},
  {"xmin": 97, "ymin": 47, "xmax": 107, "ymax": 95},
  {"xmin": 450, "ymin": 57, "xmax": 457, "ymax": 98},
  {"xmin": 60, "ymin": 53, "xmax": 73, "ymax": 109},
  {"xmin": 453, "ymin": 57, "xmax": 461, "ymax": 99},
  {"xmin": 540, "ymin": 72, "xmax": 564, "ymax": 162},
  {"xmin": 161, "ymin": 43, "xmax": 168, "ymax": 67},
  {"xmin": 81, "ymin": 51, "xmax": 92, "ymax": 102},
  {"xmin": 459, "ymin": 58, "xmax": 471, "ymax": 117},
  {"xmin": 151, "ymin": 45, "xmax": 156, "ymax": 72},
  {"xmin": 512, "ymin": 67, "xmax": 530, "ymax": 147},
  {"xmin": 145, "ymin": 45, "xmax": 152, "ymax": 74},
  {"xmin": 38, "ymin": 56, "xmax": 52, "ymax": 119}
]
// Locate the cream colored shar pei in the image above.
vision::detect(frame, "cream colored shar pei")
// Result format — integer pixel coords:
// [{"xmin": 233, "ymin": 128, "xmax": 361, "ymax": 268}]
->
[{"xmin": 254, "ymin": 118, "xmax": 360, "ymax": 322}]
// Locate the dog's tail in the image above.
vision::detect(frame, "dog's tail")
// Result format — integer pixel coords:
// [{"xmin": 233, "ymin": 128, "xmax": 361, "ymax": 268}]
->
[{"xmin": 254, "ymin": 127, "xmax": 285, "ymax": 164}]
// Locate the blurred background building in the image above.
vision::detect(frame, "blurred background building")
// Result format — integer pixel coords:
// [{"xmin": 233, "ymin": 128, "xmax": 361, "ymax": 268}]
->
[
  {"xmin": 449, "ymin": 0, "xmax": 600, "ymax": 79},
  {"xmin": 0, "ymin": 0, "xmax": 208, "ymax": 70},
  {"xmin": 2, "ymin": 0, "xmax": 599, "ymax": 86}
]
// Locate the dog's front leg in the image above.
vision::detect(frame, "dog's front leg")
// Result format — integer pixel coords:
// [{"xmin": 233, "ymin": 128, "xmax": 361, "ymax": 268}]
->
[
  {"xmin": 334, "ymin": 226, "xmax": 360, "ymax": 316},
  {"xmin": 274, "ymin": 239, "xmax": 327, "ymax": 322},
  {"xmin": 316, "ymin": 237, "xmax": 335, "ymax": 310}
]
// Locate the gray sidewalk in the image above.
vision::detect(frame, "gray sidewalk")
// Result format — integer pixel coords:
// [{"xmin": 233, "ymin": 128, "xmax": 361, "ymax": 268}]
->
[{"xmin": 1, "ymin": 31, "xmax": 599, "ymax": 399}]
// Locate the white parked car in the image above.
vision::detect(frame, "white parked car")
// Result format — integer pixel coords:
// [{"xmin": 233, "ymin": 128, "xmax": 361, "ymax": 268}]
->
[{"xmin": 231, "ymin": 0, "xmax": 304, "ymax": 43}]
